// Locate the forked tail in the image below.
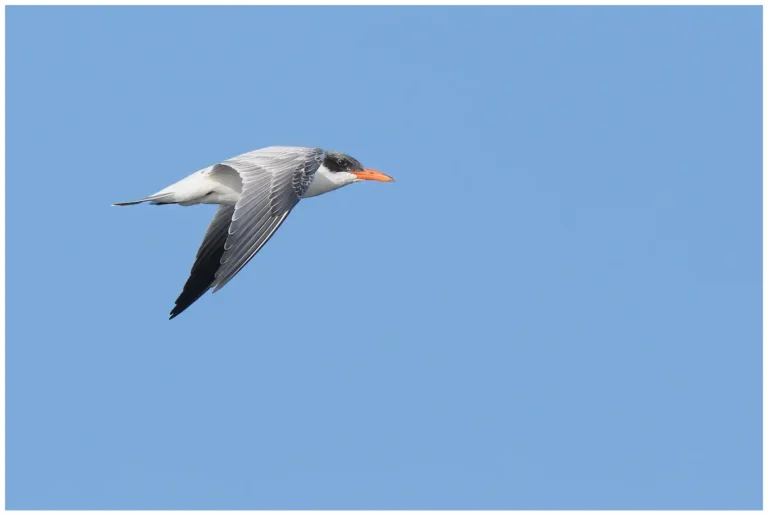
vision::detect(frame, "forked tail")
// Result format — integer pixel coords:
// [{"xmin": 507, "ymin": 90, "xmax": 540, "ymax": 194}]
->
[{"xmin": 112, "ymin": 192, "xmax": 175, "ymax": 207}]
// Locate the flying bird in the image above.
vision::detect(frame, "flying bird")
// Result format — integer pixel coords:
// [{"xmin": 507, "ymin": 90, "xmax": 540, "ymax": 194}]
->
[{"xmin": 114, "ymin": 146, "xmax": 394, "ymax": 319}]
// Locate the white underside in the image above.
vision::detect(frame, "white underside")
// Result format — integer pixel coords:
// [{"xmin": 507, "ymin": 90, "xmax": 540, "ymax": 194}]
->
[
  {"xmin": 303, "ymin": 169, "xmax": 358, "ymax": 198},
  {"xmin": 150, "ymin": 164, "xmax": 357, "ymax": 206}
]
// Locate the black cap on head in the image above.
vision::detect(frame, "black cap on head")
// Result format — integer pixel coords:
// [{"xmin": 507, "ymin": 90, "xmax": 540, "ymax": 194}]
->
[{"xmin": 323, "ymin": 151, "xmax": 364, "ymax": 173}]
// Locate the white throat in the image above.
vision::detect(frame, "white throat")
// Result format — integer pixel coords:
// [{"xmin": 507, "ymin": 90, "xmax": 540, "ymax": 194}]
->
[{"xmin": 302, "ymin": 165, "xmax": 358, "ymax": 198}]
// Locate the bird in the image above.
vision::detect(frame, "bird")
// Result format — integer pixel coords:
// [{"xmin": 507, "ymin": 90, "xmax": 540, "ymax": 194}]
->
[{"xmin": 114, "ymin": 146, "xmax": 394, "ymax": 319}]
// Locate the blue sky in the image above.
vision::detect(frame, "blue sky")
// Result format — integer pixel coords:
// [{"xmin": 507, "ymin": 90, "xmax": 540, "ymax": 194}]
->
[{"xmin": 6, "ymin": 6, "xmax": 761, "ymax": 510}]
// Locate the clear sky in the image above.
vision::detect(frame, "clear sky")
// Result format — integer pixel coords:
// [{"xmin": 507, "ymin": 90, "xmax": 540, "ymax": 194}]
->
[{"xmin": 6, "ymin": 5, "xmax": 761, "ymax": 510}]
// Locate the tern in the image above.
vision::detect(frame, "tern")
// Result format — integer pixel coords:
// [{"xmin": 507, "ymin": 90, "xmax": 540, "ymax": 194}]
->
[{"xmin": 114, "ymin": 146, "xmax": 394, "ymax": 319}]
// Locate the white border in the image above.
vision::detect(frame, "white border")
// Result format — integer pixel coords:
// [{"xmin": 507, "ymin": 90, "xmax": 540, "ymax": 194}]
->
[{"xmin": 1, "ymin": 1, "xmax": 763, "ymax": 514}]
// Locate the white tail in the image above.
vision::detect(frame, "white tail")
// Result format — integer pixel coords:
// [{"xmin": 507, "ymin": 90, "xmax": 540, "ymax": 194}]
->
[{"xmin": 112, "ymin": 192, "xmax": 176, "ymax": 207}]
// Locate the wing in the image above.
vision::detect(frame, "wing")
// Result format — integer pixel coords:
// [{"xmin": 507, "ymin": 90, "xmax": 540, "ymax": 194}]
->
[
  {"xmin": 170, "ymin": 204, "xmax": 235, "ymax": 319},
  {"xmin": 212, "ymin": 146, "xmax": 324, "ymax": 292}
]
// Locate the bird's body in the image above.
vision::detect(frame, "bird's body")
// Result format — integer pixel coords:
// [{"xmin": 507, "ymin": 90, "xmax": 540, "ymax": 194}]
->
[{"xmin": 114, "ymin": 146, "xmax": 394, "ymax": 318}]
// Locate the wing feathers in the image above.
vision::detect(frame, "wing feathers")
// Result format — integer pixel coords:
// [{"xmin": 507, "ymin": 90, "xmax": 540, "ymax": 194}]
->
[
  {"xmin": 169, "ymin": 146, "xmax": 324, "ymax": 318},
  {"xmin": 212, "ymin": 147, "xmax": 323, "ymax": 291},
  {"xmin": 212, "ymin": 212, "xmax": 291, "ymax": 293},
  {"xmin": 170, "ymin": 205, "xmax": 235, "ymax": 319}
]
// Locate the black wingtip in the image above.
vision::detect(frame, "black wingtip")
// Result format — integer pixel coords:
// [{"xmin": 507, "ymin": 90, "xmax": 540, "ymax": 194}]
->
[
  {"xmin": 169, "ymin": 304, "xmax": 186, "ymax": 320},
  {"xmin": 166, "ymin": 204, "xmax": 234, "ymax": 321},
  {"xmin": 169, "ymin": 289, "xmax": 207, "ymax": 320}
]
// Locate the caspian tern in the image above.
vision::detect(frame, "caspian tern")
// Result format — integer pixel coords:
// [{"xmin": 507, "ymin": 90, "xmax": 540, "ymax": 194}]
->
[{"xmin": 114, "ymin": 146, "xmax": 394, "ymax": 319}]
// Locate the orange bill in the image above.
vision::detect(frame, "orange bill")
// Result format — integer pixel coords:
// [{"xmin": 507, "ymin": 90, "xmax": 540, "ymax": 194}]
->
[{"xmin": 352, "ymin": 169, "xmax": 395, "ymax": 182}]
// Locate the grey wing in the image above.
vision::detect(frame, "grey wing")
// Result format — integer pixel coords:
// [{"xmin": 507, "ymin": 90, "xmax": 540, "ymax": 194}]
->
[
  {"xmin": 170, "ymin": 204, "xmax": 236, "ymax": 319},
  {"xmin": 212, "ymin": 146, "xmax": 324, "ymax": 292}
]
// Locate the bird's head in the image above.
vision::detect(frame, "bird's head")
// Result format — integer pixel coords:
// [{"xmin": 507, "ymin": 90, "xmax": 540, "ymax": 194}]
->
[{"xmin": 322, "ymin": 151, "xmax": 395, "ymax": 185}]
